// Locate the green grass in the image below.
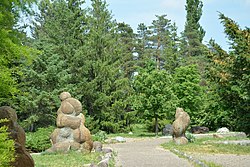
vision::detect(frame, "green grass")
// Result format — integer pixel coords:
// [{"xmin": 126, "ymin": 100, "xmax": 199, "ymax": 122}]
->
[
  {"xmin": 32, "ymin": 151, "xmax": 102, "ymax": 167},
  {"xmin": 162, "ymin": 136, "xmax": 250, "ymax": 155}
]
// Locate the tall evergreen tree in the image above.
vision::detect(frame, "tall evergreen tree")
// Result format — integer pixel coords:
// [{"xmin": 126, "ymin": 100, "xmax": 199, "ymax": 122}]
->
[
  {"xmin": 18, "ymin": 0, "xmax": 86, "ymax": 130},
  {"xmin": 207, "ymin": 14, "xmax": 250, "ymax": 134},
  {"xmin": 182, "ymin": 0, "xmax": 205, "ymax": 57},
  {"xmin": 73, "ymin": 0, "xmax": 133, "ymax": 133}
]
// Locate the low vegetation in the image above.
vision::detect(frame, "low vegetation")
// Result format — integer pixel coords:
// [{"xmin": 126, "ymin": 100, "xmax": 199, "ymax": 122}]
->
[
  {"xmin": 162, "ymin": 136, "xmax": 250, "ymax": 155},
  {"xmin": 32, "ymin": 151, "xmax": 102, "ymax": 167}
]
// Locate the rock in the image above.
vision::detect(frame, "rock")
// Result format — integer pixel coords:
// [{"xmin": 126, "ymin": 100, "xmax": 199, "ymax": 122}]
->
[
  {"xmin": 174, "ymin": 136, "xmax": 189, "ymax": 145},
  {"xmin": 162, "ymin": 124, "xmax": 173, "ymax": 136},
  {"xmin": 47, "ymin": 92, "xmax": 93, "ymax": 153},
  {"xmin": 102, "ymin": 147, "xmax": 113, "ymax": 153},
  {"xmin": 115, "ymin": 136, "xmax": 126, "ymax": 142},
  {"xmin": 93, "ymin": 141, "xmax": 103, "ymax": 152},
  {"xmin": 0, "ymin": 106, "xmax": 34, "ymax": 167},
  {"xmin": 128, "ymin": 131, "xmax": 133, "ymax": 135},
  {"xmin": 172, "ymin": 108, "xmax": 190, "ymax": 145},
  {"xmin": 213, "ymin": 134, "xmax": 224, "ymax": 138},
  {"xmin": 97, "ymin": 158, "xmax": 109, "ymax": 167},
  {"xmin": 190, "ymin": 126, "xmax": 209, "ymax": 134},
  {"xmin": 217, "ymin": 127, "xmax": 230, "ymax": 133}
]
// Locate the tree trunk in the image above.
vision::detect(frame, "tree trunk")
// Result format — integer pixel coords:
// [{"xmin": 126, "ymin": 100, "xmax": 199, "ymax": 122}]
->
[{"xmin": 155, "ymin": 116, "xmax": 158, "ymax": 136}]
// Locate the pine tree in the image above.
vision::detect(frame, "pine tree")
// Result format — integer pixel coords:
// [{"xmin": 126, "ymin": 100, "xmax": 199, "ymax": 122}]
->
[
  {"xmin": 18, "ymin": 0, "xmax": 86, "ymax": 130},
  {"xmin": 182, "ymin": 0, "xmax": 205, "ymax": 57}
]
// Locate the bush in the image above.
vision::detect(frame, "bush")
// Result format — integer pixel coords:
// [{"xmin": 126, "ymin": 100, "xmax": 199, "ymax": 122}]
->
[
  {"xmin": 26, "ymin": 126, "xmax": 55, "ymax": 152},
  {"xmin": 185, "ymin": 132, "xmax": 196, "ymax": 143},
  {"xmin": 0, "ymin": 119, "xmax": 15, "ymax": 167},
  {"xmin": 92, "ymin": 130, "xmax": 108, "ymax": 142}
]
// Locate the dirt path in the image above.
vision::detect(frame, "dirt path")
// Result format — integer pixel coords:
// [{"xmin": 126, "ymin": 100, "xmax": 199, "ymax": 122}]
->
[{"xmin": 107, "ymin": 137, "xmax": 193, "ymax": 167}]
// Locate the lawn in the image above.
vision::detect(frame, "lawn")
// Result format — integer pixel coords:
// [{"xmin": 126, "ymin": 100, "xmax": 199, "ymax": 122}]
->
[
  {"xmin": 32, "ymin": 151, "xmax": 102, "ymax": 167},
  {"xmin": 162, "ymin": 136, "xmax": 250, "ymax": 155}
]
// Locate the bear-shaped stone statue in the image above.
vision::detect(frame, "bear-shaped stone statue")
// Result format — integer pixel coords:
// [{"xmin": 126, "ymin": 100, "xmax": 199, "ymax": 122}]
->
[
  {"xmin": 172, "ymin": 108, "xmax": 190, "ymax": 145},
  {"xmin": 47, "ymin": 92, "xmax": 93, "ymax": 153}
]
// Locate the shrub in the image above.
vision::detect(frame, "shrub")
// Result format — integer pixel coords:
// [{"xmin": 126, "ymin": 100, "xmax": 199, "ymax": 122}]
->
[
  {"xmin": 185, "ymin": 132, "xmax": 196, "ymax": 143},
  {"xmin": 0, "ymin": 119, "xmax": 15, "ymax": 167},
  {"xmin": 26, "ymin": 126, "xmax": 55, "ymax": 152},
  {"xmin": 92, "ymin": 130, "xmax": 108, "ymax": 142}
]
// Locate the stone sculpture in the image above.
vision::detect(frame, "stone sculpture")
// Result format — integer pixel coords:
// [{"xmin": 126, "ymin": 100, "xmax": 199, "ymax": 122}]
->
[
  {"xmin": 47, "ymin": 92, "xmax": 93, "ymax": 153},
  {"xmin": 172, "ymin": 108, "xmax": 190, "ymax": 145},
  {"xmin": 0, "ymin": 106, "xmax": 34, "ymax": 167}
]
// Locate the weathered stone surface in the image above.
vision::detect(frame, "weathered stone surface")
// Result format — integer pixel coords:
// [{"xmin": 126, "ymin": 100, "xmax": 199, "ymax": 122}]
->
[
  {"xmin": 172, "ymin": 108, "xmax": 190, "ymax": 145},
  {"xmin": 217, "ymin": 127, "xmax": 230, "ymax": 133},
  {"xmin": 0, "ymin": 106, "xmax": 34, "ymax": 167},
  {"xmin": 59, "ymin": 92, "xmax": 71, "ymax": 101},
  {"xmin": 57, "ymin": 114, "xmax": 81, "ymax": 129},
  {"xmin": 190, "ymin": 126, "xmax": 209, "ymax": 134},
  {"xmin": 174, "ymin": 136, "xmax": 189, "ymax": 145},
  {"xmin": 61, "ymin": 101, "xmax": 74, "ymax": 115},
  {"xmin": 162, "ymin": 124, "xmax": 173, "ymax": 136},
  {"xmin": 65, "ymin": 98, "xmax": 82, "ymax": 116},
  {"xmin": 93, "ymin": 141, "xmax": 103, "ymax": 152},
  {"xmin": 48, "ymin": 92, "xmax": 93, "ymax": 153}
]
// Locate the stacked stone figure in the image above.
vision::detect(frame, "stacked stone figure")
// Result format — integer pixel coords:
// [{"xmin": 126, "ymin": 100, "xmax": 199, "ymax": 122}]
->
[
  {"xmin": 0, "ymin": 106, "xmax": 34, "ymax": 167},
  {"xmin": 47, "ymin": 92, "xmax": 93, "ymax": 153},
  {"xmin": 172, "ymin": 108, "xmax": 190, "ymax": 145}
]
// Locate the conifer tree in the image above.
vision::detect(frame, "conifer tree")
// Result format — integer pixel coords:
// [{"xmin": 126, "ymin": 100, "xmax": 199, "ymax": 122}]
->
[
  {"xmin": 182, "ymin": 0, "xmax": 205, "ymax": 57},
  {"xmin": 18, "ymin": 0, "xmax": 86, "ymax": 130}
]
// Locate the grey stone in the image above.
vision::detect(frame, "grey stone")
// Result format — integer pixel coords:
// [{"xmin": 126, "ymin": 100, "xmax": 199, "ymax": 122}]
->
[
  {"xmin": 102, "ymin": 147, "xmax": 113, "ymax": 153},
  {"xmin": 115, "ymin": 136, "xmax": 126, "ymax": 142},
  {"xmin": 93, "ymin": 141, "xmax": 103, "ymax": 152},
  {"xmin": 190, "ymin": 126, "xmax": 209, "ymax": 134},
  {"xmin": 162, "ymin": 124, "xmax": 173, "ymax": 136},
  {"xmin": 217, "ymin": 127, "xmax": 230, "ymax": 133},
  {"xmin": 97, "ymin": 158, "xmax": 109, "ymax": 167}
]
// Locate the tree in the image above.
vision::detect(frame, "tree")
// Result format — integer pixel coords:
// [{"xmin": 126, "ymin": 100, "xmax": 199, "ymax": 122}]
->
[
  {"xmin": 149, "ymin": 15, "xmax": 180, "ymax": 71},
  {"xmin": 18, "ymin": 0, "xmax": 86, "ymax": 130},
  {"xmin": 0, "ymin": 0, "xmax": 37, "ymax": 106},
  {"xmin": 73, "ymin": 0, "xmax": 134, "ymax": 133},
  {"xmin": 173, "ymin": 65, "xmax": 206, "ymax": 125},
  {"xmin": 207, "ymin": 14, "xmax": 250, "ymax": 133},
  {"xmin": 133, "ymin": 64, "xmax": 178, "ymax": 135},
  {"xmin": 182, "ymin": 0, "xmax": 205, "ymax": 57}
]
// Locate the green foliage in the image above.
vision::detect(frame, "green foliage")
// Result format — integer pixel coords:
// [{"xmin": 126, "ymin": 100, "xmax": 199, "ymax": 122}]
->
[
  {"xmin": 92, "ymin": 130, "xmax": 108, "ymax": 142},
  {"xmin": 173, "ymin": 65, "xmax": 206, "ymax": 125},
  {"xmin": 133, "ymin": 67, "xmax": 178, "ymax": 134},
  {"xmin": 145, "ymin": 119, "xmax": 172, "ymax": 133},
  {"xmin": 0, "ymin": 0, "xmax": 37, "ymax": 106},
  {"xmin": 0, "ymin": 119, "xmax": 15, "ymax": 167},
  {"xmin": 207, "ymin": 14, "xmax": 250, "ymax": 134},
  {"xmin": 185, "ymin": 132, "xmax": 196, "ymax": 143},
  {"xmin": 182, "ymin": 0, "xmax": 205, "ymax": 57},
  {"xmin": 26, "ymin": 126, "xmax": 55, "ymax": 152}
]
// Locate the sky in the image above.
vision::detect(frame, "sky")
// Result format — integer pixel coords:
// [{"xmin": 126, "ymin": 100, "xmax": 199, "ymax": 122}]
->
[{"xmin": 85, "ymin": 0, "xmax": 250, "ymax": 51}]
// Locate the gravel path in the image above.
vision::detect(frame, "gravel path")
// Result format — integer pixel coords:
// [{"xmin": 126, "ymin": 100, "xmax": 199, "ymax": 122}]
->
[{"xmin": 108, "ymin": 137, "xmax": 193, "ymax": 167}]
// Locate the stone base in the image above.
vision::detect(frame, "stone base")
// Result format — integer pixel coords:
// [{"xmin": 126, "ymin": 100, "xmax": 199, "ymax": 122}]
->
[{"xmin": 174, "ymin": 137, "xmax": 188, "ymax": 145}]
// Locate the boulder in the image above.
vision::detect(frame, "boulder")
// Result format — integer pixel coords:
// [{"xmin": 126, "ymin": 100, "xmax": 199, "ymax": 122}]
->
[
  {"xmin": 217, "ymin": 127, "xmax": 230, "ymax": 133},
  {"xmin": 190, "ymin": 126, "xmax": 209, "ymax": 134},
  {"xmin": 162, "ymin": 124, "xmax": 173, "ymax": 136},
  {"xmin": 172, "ymin": 108, "xmax": 190, "ymax": 145},
  {"xmin": 93, "ymin": 141, "xmax": 103, "ymax": 152},
  {"xmin": 0, "ymin": 106, "xmax": 34, "ymax": 167}
]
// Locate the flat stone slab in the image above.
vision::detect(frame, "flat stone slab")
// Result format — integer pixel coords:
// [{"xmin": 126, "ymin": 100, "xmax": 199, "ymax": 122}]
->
[{"xmin": 193, "ymin": 132, "xmax": 247, "ymax": 139}]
